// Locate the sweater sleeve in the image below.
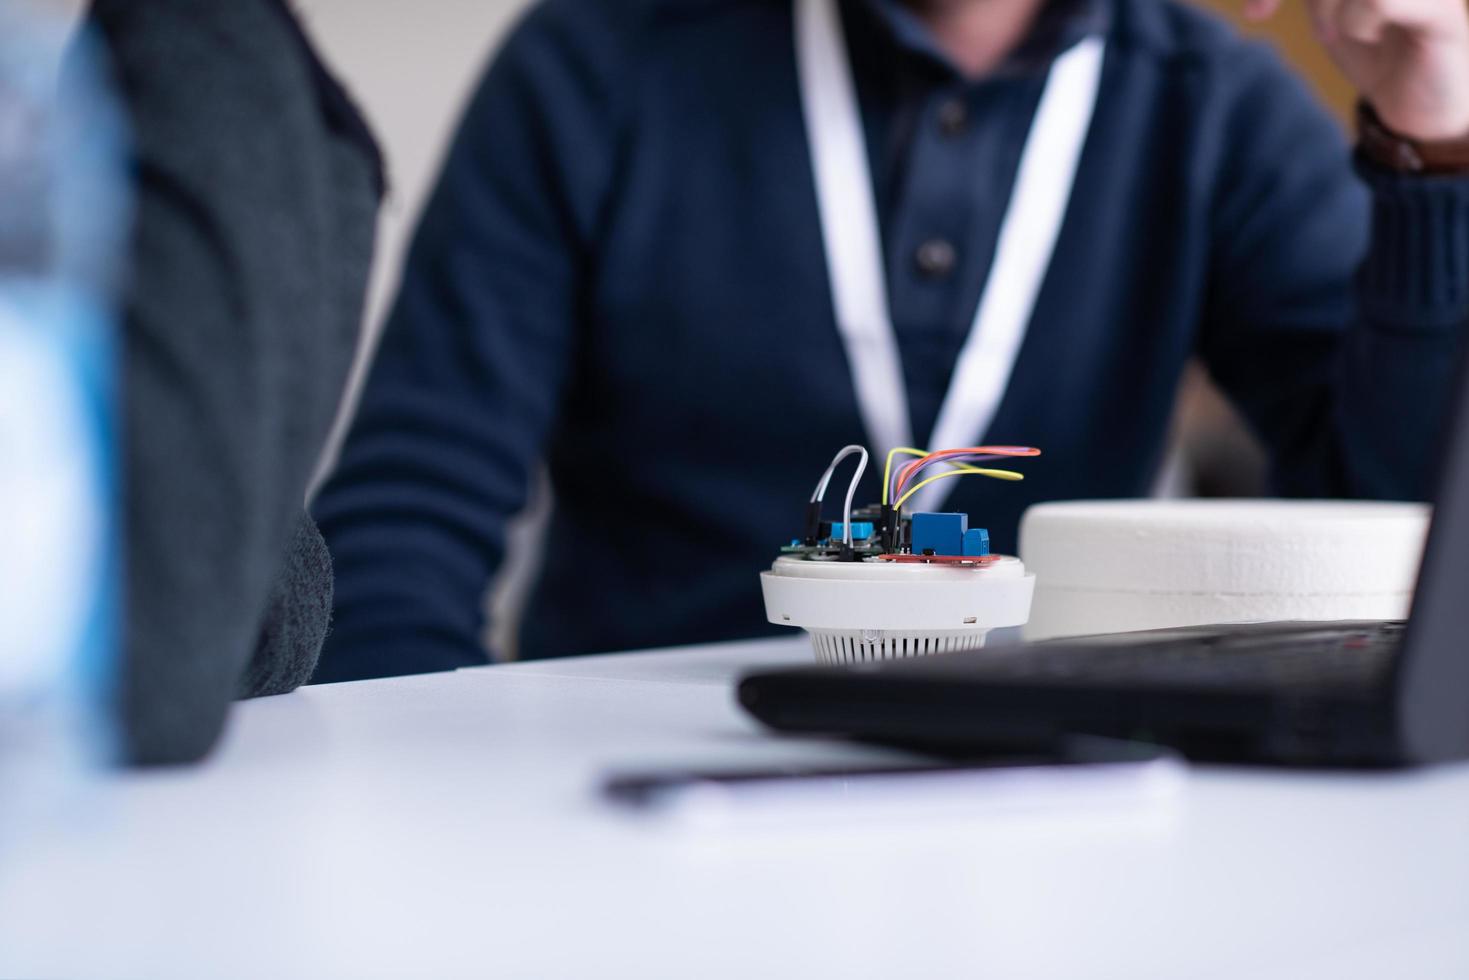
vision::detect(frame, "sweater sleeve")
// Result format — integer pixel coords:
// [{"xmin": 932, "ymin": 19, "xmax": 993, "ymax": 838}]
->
[
  {"xmin": 92, "ymin": 0, "xmax": 379, "ymax": 764},
  {"xmin": 1198, "ymin": 42, "xmax": 1469, "ymax": 500},
  {"xmin": 310, "ymin": 0, "xmax": 634, "ymax": 682}
]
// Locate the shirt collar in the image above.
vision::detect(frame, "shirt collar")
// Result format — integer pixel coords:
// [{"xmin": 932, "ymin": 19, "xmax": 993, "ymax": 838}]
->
[{"xmin": 857, "ymin": 0, "xmax": 1110, "ymax": 80}]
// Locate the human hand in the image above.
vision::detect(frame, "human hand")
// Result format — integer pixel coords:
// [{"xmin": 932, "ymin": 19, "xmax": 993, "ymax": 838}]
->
[{"xmin": 1245, "ymin": 0, "xmax": 1469, "ymax": 140}]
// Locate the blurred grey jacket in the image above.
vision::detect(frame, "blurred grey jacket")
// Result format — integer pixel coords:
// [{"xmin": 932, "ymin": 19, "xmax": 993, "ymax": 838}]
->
[{"xmin": 89, "ymin": 0, "xmax": 382, "ymax": 764}]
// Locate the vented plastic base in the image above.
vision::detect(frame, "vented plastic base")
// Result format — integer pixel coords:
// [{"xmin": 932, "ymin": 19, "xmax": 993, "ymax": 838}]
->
[
  {"xmin": 809, "ymin": 629, "xmax": 990, "ymax": 665},
  {"xmin": 761, "ymin": 554, "xmax": 1034, "ymax": 664}
]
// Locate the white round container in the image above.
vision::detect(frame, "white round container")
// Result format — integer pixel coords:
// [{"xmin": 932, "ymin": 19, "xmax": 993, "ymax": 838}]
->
[
  {"xmin": 1019, "ymin": 500, "xmax": 1431, "ymax": 641},
  {"xmin": 761, "ymin": 555, "xmax": 1035, "ymax": 664}
]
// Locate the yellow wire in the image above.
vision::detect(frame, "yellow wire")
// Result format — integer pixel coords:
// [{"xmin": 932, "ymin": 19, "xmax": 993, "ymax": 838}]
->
[
  {"xmin": 882, "ymin": 447, "xmax": 1012, "ymax": 506},
  {"xmin": 893, "ymin": 467, "xmax": 1024, "ymax": 510},
  {"xmin": 882, "ymin": 447, "xmax": 926, "ymax": 505}
]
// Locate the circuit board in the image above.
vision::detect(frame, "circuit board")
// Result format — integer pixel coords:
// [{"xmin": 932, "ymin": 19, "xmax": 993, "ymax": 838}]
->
[
  {"xmin": 779, "ymin": 504, "xmax": 892, "ymax": 561},
  {"xmin": 783, "ymin": 445, "xmax": 1040, "ymax": 566}
]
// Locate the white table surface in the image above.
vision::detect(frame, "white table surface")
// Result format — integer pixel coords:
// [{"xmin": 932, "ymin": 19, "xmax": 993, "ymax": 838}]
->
[{"xmin": 3, "ymin": 636, "xmax": 1468, "ymax": 979}]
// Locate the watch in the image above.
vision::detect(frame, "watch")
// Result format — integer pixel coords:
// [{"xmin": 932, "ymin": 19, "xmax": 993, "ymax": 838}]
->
[{"xmin": 1358, "ymin": 100, "xmax": 1469, "ymax": 175}]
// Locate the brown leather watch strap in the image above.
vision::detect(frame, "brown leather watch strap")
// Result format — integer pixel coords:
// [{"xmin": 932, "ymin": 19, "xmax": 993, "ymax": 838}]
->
[{"xmin": 1358, "ymin": 101, "xmax": 1469, "ymax": 175}]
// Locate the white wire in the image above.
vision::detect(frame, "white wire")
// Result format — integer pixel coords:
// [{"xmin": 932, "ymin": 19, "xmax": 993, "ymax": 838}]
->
[{"xmin": 809, "ymin": 444, "xmax": 869, "ymax": 547}]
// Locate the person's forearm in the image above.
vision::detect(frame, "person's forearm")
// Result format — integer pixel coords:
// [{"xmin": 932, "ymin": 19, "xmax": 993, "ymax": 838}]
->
[
  {"xmin": 95, "ymin": 0, "xmax": 376, "ymax": 762},
  {"xmin": 311, "ymin": 1, "xmax": 630, "ymax": 682},
  {"xmin": 1234, "ymin": 0, "xmax": 1469, "ymax": 500},
  {"xmin": 1329, "ymin": 162, "xmax": 1469, "ymax": 499}
]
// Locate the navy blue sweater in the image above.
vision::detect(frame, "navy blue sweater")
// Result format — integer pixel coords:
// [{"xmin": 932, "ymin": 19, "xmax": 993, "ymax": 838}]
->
[{"xmin": 312, "ymin": 0, "xmax": 1469, "ymax": 681}]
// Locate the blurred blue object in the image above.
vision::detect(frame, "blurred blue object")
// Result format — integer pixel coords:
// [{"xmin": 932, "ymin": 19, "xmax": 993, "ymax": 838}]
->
[{"xmin": 0, "ymin": 2, "xmax": 130, "ymax": 774}]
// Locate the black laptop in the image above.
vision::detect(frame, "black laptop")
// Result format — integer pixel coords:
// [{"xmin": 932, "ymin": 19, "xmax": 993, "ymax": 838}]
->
[{"xmin": 739, "ymin": 365, "xmax": 1469, "ymax": 767}]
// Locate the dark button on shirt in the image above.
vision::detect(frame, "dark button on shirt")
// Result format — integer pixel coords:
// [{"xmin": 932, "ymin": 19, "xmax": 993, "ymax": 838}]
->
[
  {"xmin": 915, "ymin": 237, "xmax": 957, "ymax": 278},
  {"xmin": 936, "ymin": 97, "xmax": 968, "ymax": 136}
]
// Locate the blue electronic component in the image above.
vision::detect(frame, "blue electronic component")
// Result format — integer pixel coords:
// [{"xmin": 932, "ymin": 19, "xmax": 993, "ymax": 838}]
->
[
  {"xmin": 963, "ymin": 528, "xmax": 991, "ymax": 557},
  {"xmin": 910, "ymin": 512, "xmax": 967, "ymax": 556},
  {"xmin": 830, "ymin": 521, "xmax": 874, "ymax": 541}
]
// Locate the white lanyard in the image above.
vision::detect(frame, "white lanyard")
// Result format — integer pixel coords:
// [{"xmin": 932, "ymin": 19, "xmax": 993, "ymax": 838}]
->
[{"xmin": 795, "ymin": 0, "xmax": 1105, "ymax": 511}]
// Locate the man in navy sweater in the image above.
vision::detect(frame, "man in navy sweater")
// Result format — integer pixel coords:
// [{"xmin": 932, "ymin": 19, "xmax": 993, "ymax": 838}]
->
[{"xmin": 313, "ymin": 0, "xmax": 1469, "ymax": 681}]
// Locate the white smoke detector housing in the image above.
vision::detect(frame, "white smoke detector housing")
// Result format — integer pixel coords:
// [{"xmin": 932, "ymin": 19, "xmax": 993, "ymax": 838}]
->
[
  {"xmin": 761, "ymin": 554, "xmax": 1035, "ymax": 664},
  {"xmin": 765, "ymin": 443, "xmax": 1042, "ymax": 664}
]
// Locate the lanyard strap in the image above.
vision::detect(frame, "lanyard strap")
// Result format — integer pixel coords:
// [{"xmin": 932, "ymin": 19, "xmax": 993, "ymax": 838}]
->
[{"xmin": 795, "ymin": 0, "xmax": 1106, "ymax": 510}]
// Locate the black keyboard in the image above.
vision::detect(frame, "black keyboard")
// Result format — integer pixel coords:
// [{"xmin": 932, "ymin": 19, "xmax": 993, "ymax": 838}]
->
[{"xmin": 911, "ymin": 622, "xmax": 1405, "ymax": 690}]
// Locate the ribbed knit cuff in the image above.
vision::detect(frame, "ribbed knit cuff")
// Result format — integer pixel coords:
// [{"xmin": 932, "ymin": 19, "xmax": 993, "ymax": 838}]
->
[{"xmin": 1356, "ymin": 153, "xmax": 1469, "ymax": 331}]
